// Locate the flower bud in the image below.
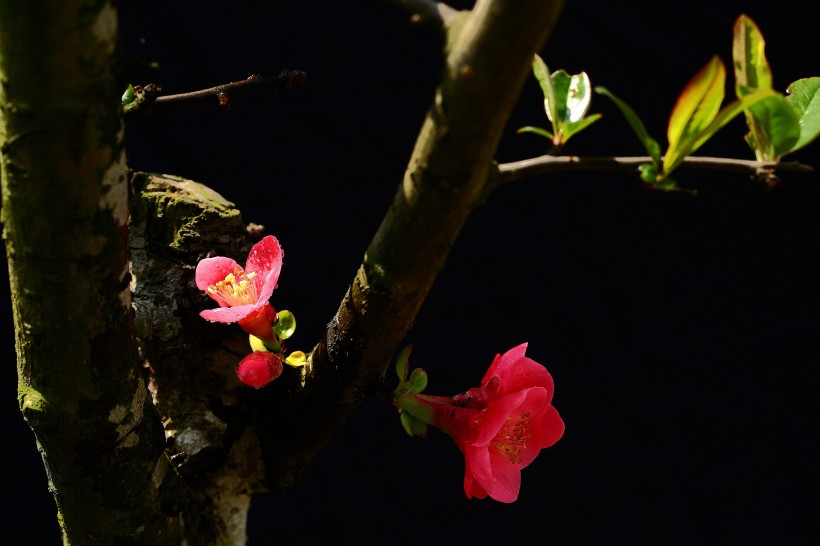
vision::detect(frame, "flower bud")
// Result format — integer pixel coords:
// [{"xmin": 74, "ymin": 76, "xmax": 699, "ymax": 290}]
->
[{"xmin": 236, "ymin": 351, "xmax": 283, "ymax": 388}]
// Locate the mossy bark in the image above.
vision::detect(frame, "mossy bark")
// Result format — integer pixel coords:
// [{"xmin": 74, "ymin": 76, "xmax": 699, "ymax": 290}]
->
[
  {"xmin": 0, "ymin": 4, "xmax": 221, "ymax": 545},
  {"xmin": 129, "ymin": 172, "xmax": 273, "ymax": 544}
]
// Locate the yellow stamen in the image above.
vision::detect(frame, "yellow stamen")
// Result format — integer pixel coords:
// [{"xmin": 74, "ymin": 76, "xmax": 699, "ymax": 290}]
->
[
  {"xmin": 208, "ymin": 268, "xmax": 259, "ymax": 306},
  {"xmin": 494, "ymin": 410, "xmax": 533, "ymax": 464}
]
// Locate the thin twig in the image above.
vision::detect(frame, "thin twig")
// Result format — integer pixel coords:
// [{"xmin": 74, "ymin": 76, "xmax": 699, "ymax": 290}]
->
[
  {"xmin": 387, "ymin": 0, "xmax": 460, "ymax": 30},
  {"xmin": 123, "ymin": 70, "xmax": 307, "ymax": 124},
  {"xmin": 497, "ymin": 154, "xmax": 813, "ymax": 184}
]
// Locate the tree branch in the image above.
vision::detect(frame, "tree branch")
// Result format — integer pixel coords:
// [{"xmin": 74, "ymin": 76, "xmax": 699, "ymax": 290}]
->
[
  {"xmin": 123, "ymin": 70, "xmax": 307, "ymax": 124},
  {"xmin": 258, "ymin": 0, "xmax": 566, "ymax": 492},
  {"xmin": 497, "ymin": 154, "xmax": 814, "ymax": 184}
]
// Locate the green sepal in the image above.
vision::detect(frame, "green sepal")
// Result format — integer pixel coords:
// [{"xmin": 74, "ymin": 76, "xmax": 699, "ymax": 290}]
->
[
  {"xmin": 400, "ymin": 410, "xmax": 428, "ymax": 438},
  {"xmin": 284, "ymin": 350, "xmax": 308, "ymax": 368},
  {"xmin": 249, "ymin": 334, "xmax": 280, "ymax": 353},
  {"xmin": 407, "ymin": 368, "xmax": 428, "ymax": 394},
  {"xmin": 395, "ymin": 345, "xmax": 412, "ymax": 383},
  {"xmin": 638, "ymin": 163, "xmax": 659, "ymax": 184},
  {"xmin": 121, "ymin": 84, "xmax": 135, "ymax": 106},
  {"xmin": 274, "ymin": 310, "xmax": 296, "ymax": 340}
]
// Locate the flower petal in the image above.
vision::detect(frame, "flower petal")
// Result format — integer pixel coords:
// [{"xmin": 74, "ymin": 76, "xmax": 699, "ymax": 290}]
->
[
  {"xmin": 536, "ymin": 404, "xmax": 565, "ymax": 449},
  {"xmin": 195, "ymin": 257, "xmax": 242, "ymax": 295},
  {"xmin": 471, "ymin": 389, "xmax": 531, "ymax": 446},
  {"xmin": 245, "ymin": 235, "xmax": 283, "ymax": 303},
  {"xmin": 483, "ymin": 344, "xmax": 555, "ymax": 401},
  {"xmin": 486, "ymin": 448, "xmax": 523, "ymax": 503},
  {"xmin": 200, "ymin": 303, "xmax": 256, "ymax": 323},
  {"xmin": 461, "ymin": 444, "xmax": 493, "ymax": 498},
  {"xmin": 481, "ymin": 343, "xmax": 527, "ymax": 385},
  {"xmin": 463, "ymin": 462, "xmax": 489, "ymax": 500}
]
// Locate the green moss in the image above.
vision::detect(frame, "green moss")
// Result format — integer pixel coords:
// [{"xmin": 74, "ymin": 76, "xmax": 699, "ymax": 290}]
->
[{"xmin": 18, "ymin": 385, "xmax": 52, "ymax": 428}]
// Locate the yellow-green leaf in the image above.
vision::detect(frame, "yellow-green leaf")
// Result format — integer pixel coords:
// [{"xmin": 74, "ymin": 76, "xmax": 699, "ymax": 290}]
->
[
  {"xmin": 733, "ymin": 14, "xmax": 772, "ymax": 95},
  {"xmin": 666, "ymin": 56, "xmax": 726, "ymax": 169},
  {"xmin": 665, "ymin": 89, "xmax": 776, "ymax": 174}
]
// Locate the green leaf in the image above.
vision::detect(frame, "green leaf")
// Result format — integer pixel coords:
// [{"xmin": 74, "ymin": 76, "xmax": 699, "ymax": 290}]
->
[
  {"xmin": 666, "ymin": 56, "xmax": 725, "ymax": 170},
  {"xmin": 532, "ymin": 54, "xmax": 558, "ymax": 135},
  {"xmin": 561, "ymin": 113, "xmax": 602, "ymax": 143},
  {"xmin": 407, "ymin": 368, "xmax": 428, "ymax": 394},
  {"xmin": 273, "ymin": 310, "xmax": 296, "ymax": 340},
  {"xmin": 742, "ymin": 92, "xmax": 801, "ymax": 161},
  {"xmin": 516, "ymin": 126, "xmax": 554, "ymax": 139},
  {"xmin": 785, "ymin": 77, "xmax": 820, "ymax": 153},
  {"xmin": 548, "ymin": 70, "xmax": 572, "ymax": 124},
  {"xmin": 395, "ymin": 345, "xmax": 412, "ymax": 383},
  {"xmin": 732, "ymin": 14, "xmax": 772, "ymax": 94},
  {"xmin": 595, "ymin": 86, "xmax": 661, "ymax": 168},
  {"xmin": 400, "ymin": 411, "xmax": 428, "ymax": 438},
  {"xmin": 565, "ymin": 72, "xmax": 594, "ymax": 123}
]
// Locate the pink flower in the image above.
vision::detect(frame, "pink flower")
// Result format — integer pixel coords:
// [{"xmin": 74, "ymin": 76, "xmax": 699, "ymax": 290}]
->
[
  {"xmin": 195, "ymin": 235, "xmax": 283, "ymax": 339},
  {"xmin": 236, "ymin": 351, "xmax": 283, "ymax": 388},
  {"xmin": 397, "ymin": 343, "xmax": 564, "ymax": 503}
]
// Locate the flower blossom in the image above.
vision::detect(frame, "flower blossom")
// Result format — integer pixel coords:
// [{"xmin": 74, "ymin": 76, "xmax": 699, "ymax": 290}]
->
[
  {"xmin": 397, "ymin": 343, "xmax": 564, "ymax": 503},
  {"xmin": 195, "ymin": 235, "xmax": 283, "ymax": 339},
  {"xmin": 236, "ymin": 351, "xmax": 283, "ymax": 388}
]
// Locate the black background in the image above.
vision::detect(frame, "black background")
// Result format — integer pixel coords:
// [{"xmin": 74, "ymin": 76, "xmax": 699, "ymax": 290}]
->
[{"xmin": 3, "ymin": 1, "xmax": 819, "ymax": 544}]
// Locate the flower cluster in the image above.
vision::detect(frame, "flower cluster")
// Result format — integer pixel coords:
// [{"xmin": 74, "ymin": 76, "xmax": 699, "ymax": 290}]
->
[
  {"xmin": 395, "ymin": 343, "xmax": 564, "ymax": 503},
  {"xmin": 195, "ymin": 235, "xmax": 304, "ymax": 388}
]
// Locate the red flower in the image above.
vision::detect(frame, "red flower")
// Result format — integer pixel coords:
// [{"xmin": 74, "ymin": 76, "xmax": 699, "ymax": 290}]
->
[
  {"xmin": 236, "ymin": 351, "xmax": 283, "ymax": 388},
  {"xmin": 195, "ymin": 235, "xmax": 283, "ymax": 339},
  {"xmin": 397, "ymin": 343, "xmax": 564, "ymax": 503}
]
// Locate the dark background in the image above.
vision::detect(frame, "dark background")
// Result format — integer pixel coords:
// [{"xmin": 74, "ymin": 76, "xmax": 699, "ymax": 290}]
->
[{"xmin": 3, "ymin": 1, "xmax": 819, "ymax": 544}]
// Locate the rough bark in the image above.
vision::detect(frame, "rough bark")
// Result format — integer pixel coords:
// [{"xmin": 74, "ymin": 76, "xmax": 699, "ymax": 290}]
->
[
  {"xmin": 128, "ymin": 172, "xmax": 274, "ymax": 544},
  {"xmin": 0, "ymin": 4, "xmax": 243, "ymax": 545},
  {"xmin": 0, "ymin": 1, "xmax": 178, "ymax": 543}
]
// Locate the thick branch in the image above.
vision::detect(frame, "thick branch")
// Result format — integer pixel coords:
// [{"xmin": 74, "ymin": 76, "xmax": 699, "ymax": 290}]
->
[
  {"xmin": 124, "ymin": 70, "xmax": 307, "ymax": 124},
  {"xmin": 259, "ymin": 0, "xmax": 566, "ymax": 491},
  {"xmin": 0, "ymin": 2, "xmax": 180, "ymax": 543},
  {"xmin": 497, "ymin": 154, "xmax": 814, "ymax": 183}
]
